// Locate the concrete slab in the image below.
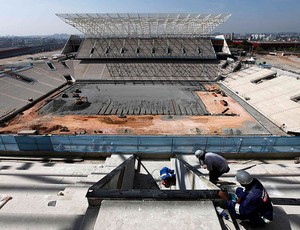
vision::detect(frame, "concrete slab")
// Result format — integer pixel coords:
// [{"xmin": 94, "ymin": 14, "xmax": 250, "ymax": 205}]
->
[
  {"xmin": 1, "ymin": 191, "xmax": 88, "ymax": 215},
  {"xmin": 234, "ymin": 205, "xmax": 300, "ymax": 230},
  {"xmin": 0, "ymin": 175, "xmax": 79, "ymax": 185},
  {"xmin": 77, "ymin": 174, "xmax": 107, "ymax": 184},
  {"xmin": 0, "ymin": 157, "xmax": 299, "ymax": 229},
  {"xmin": 0, "ymin": 213, "xmax": 84, "ymax": 230},
  {"xmin": 63, "ymin": 186, "xmax": 90, "ymax": 197},
  {"xmin": 79, "ymin": 206, "xmax": 100, "ymax": 230},
  {"xmin": 270, "ymin": 205, "xmax": 300, "ymax": 230},
  {"xmin": 0, "ymin": 161, "xmax": 98, "ymax": 178},
  {"xmin": 104, "ymin": 154, "xmax": 133, "ymax": 167},
  {"xmin": 94, "ymin": 200, "xmax": 222, "ymax": 230}
]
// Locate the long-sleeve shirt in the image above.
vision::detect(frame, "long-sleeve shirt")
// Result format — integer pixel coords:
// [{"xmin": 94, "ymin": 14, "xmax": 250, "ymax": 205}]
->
[
  {"xmin": 227, "ymin": 178, "xmax": 273, "ymax": 221},
  {"xmin": 203, "ymin": 152, "xmax": 229, "ymax": 173},
  {"xmin": 160, "ymin": 167, "xmax": 175, "ymax": 180}
]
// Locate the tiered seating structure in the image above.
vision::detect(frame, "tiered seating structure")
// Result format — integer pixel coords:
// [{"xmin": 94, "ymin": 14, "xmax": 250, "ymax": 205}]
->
[{"xmin": 0, "ymin": 62, "xmax": 74, "ymax": 121}]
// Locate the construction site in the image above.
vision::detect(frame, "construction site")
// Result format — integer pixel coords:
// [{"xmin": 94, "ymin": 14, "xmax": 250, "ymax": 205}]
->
[{"xmin": 0, "ymin": 13, "xmax": 300, "ymax": 230}]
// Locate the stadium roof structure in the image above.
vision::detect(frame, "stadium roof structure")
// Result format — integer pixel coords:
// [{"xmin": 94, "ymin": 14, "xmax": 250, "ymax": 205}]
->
[{"xmin": 56, "ymin": 13, "xmax": 231, "ymax": 38}]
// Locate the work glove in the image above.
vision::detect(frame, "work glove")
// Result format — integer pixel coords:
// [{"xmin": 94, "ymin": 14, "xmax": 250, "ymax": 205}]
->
[{"xmin": 236, "ymin": 187, "xmax": 246, "ymax": 200}]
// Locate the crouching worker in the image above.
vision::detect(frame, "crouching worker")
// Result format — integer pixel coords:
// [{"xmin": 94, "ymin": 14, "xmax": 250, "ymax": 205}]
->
[
  {"xmin": 160, "ymin": 167, "xmax": 176, "ymax": 188},
  {"xmin": 195, "ymin": 149, "xmax": 230, "ymax": 183},
  {"xmin": 219, "ymin": 170, "xmax": 273, "ymax": 227}
]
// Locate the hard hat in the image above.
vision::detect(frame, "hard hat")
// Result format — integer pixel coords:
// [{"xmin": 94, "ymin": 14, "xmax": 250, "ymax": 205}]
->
[
  {"xmin": 236, "ymin": 170, "xmax": 253, "ymax": 185},
  {"xmin": 195, "ymin": 149, "xmax": 205, "ymax": 158}
]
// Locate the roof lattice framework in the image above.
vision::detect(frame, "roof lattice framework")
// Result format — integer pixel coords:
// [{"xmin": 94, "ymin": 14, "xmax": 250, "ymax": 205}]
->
[{"xmin": 56, "ymin": 13, "xmax": 231, "ymax": 38}]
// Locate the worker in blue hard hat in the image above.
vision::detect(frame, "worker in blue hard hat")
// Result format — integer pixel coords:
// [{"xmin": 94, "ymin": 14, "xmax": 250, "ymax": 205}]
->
[
  {"xmin": 195, "ymin": 149, "xmax": 230, "ymax": 183},
  {"xmin": 160, "ymin": 167, "xmax": 176, "ymax": 188},
  {"xmin": 219, "ymin": 170, "xmax": 273, "ymax": 227}
]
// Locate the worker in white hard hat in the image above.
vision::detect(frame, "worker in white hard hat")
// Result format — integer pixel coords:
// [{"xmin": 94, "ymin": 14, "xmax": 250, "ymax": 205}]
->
[
  {"xmin": 219, "ymin": 170, "xmax": 273, "ymax": 227},
  {"xmin": 194, "ymin": 149, "xmax": 230, "ymax": 183}
]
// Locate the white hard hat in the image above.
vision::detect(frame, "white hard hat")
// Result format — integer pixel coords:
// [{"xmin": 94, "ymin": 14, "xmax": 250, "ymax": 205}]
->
[
  {"xmin": 236, "ymin": 170, "xmax": 253, "ymax": 185},
  {"xmin": 195, "ymin": 149, "xmax": 205, "ymax": 158}
]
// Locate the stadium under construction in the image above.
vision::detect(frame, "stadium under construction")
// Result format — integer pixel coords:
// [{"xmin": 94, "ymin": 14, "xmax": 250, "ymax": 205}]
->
[{"xmin": 0, "ymin": 13, "xmax": 299, "ymax": 230}]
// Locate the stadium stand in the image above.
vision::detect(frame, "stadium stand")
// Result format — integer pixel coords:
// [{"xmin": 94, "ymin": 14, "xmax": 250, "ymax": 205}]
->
[
  {"xmin": 61, "ymin": 35, "xmax": 82, "ymax": 55},
  {"xmin": 56, "ymin": 13, "xmax": 230, "ymax": 82},
  {"xmin": 0, "ymin": 62, "xmax": 73, "ymax": 122},
  {"xmin": 0, "ymin": 13, "xmax": 232, "ymax": 121},
  {"xmin": 105, "ymin": 61, "xmax": 219, "ymax": 81},
  {"xmin": 77, "ymin": 38, "xmax": 217, "ymax": 59},
  {"xmin": 72, "ymin": 38, "xmax": 220, "ymax": 80},
  {"xmin": 223, "ymin": 67, "xmax": 300, "ymax": 133}
]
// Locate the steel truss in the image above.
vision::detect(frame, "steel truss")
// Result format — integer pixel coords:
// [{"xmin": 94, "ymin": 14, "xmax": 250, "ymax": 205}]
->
[{"xmin": 56, "ymin": 13, "xmax": 231, "ymax": 38}]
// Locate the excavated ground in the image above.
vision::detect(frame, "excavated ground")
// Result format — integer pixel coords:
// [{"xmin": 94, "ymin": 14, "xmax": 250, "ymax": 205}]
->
[
  {"xmin": 256, "ymin": 54, "xmax": 300, "ymax": 74},
  {"xmin": 0, "ymin": 83, "xmax": 269, "ymax": 135}
]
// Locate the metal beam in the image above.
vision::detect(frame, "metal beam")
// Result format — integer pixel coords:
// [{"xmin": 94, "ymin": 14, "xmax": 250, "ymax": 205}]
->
[{"xmin": 87, "ymin": 189, "xmax": 220, "ymax": 206}]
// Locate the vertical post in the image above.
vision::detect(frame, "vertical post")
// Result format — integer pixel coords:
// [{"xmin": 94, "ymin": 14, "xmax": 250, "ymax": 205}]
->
[
  {"xmin": 14, "ymin": 136, "xmax": 19, "ymax": 151},
  {"xmin": 49, "ymin": 136, "xmax": 54, "ymax": 152},
  {"xmin": 237, "ymin": 138, "xmax": 243, "ymax": 153},
  {"xmin": 137, "ymin": 136, "xmax": 140, "ymax": 154},
  {"xmin": 0, "ymin": 136, "xmax": 6, "ymax": 151},
  {"xmin": 204, "ymin": 136, "xmax": 208, "ymax": 152},
  {"xmin": 270, "ymin": 137, "xmax": 276, "ymax": 153},
  {"xmin": 68, "ymin": 135, "xmax": 72, "ymax": 152},
  {"xmin": 33, "ymin": 136, "xmax": 39, "ymax": 151},
  {"xmin": 136, "ymin": 156, "xmax": 141, "ymax": 173}
]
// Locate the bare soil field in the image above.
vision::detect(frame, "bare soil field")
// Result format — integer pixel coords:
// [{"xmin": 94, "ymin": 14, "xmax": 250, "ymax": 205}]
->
[
  {"xmin": 256, "ymin": 54, "xmax": 300, "ymax": 73},
  {"xmin": 0, "ymin": 84, "xmax": 268, "ymax": 136}
]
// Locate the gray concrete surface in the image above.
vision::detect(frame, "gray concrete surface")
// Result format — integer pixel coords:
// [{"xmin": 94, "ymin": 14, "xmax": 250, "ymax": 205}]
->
[
  {"xmin": 94, "ymin": 200, "xmax": 222, "ymax": 230},
  {"xmin": 38, "ymin": 82, "xmax": 208, "ymax": 116},
  {"xmin": 219, "ymin": 83, "xmax": 287, "ymax": 136},
  {"xmin": 0, "ymin": 158, "xmax": 105, "ymax": 230},
  {"xmin": 0, "ymin": 156, "xmax": 299, "ymax": 229}
]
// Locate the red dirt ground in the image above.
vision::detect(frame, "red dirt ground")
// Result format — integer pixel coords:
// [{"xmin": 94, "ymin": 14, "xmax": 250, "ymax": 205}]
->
[{"xmin": 0, "ymin": 84, "xmax": 258, "ymax": 135}]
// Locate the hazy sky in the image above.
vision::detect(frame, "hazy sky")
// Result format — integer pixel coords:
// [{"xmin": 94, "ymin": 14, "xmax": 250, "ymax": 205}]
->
[{"xmin": 1, "ymin": 0, "xmax": 299, "ymax": 36}]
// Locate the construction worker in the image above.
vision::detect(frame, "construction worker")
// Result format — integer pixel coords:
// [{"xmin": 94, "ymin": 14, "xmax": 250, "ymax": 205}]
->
[
  {"xmin": 219, "ymin": 170, "xmax": 273, "ymax": 227},
  {"xmin": 195, "ymin": 149, "xmax": 230, "ymax": 183},
  {"xmin": 160, "ymin": 167, "xmax": 176, "ymax": 188}
]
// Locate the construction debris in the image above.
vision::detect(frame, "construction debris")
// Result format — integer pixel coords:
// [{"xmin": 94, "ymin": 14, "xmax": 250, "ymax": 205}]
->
[{"xmin": 220, "ymin": 100, "xmax": 228, "ymax": 106}]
